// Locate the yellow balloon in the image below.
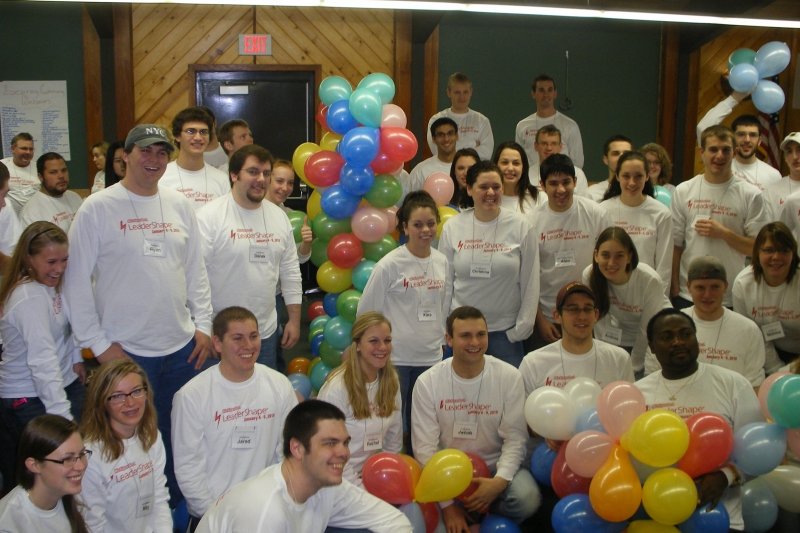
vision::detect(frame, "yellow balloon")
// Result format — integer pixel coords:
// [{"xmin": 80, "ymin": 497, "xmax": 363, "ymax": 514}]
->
[
  {"xmin": 641, "ymin": 468, "xmax": 697, "ymax": 526},
  {"xmin": 627, "ymin": 520, "xmax": 679, "ymax": 533},
  {"xmin": 307, "ymin": 189, "xmax": 322, "ymax": 221},
  {"xmin": 589, "ymin": 445, "xmax": 642, "ymax": 522},
  {"xmin": 316, "ymin": 261, "xmax": 353, "ymax": 293},
  {"xmin": 620, "ymin": 409, "xmax": 689, "ymax": 468},
  {"xmin": 436, "ymin": 205, "xmax": 458, "ymax": 238},
  {"xmin": 320, "ymin": 131, "xmax": 342, "ymax": 151},
  {"xmin": 292, "ymin": 141, "xmax": 321, "ymax": 184},
  {"xmin": 415, "ymin": 448, "xmax": 472, "ymax": 503}
]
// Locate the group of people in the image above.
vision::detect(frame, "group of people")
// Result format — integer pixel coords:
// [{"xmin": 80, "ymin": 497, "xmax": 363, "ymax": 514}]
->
[{"xmin": 0, "ymin": 73, "xmax": 798, "ymax": 532}]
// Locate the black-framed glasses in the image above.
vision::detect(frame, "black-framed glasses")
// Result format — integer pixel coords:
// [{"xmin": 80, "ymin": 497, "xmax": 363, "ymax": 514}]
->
[
  {"xmin": 107, "ymin": 386, "xmax": 148, "ymax": 405},
  {"xmin": 41, "ymin": 449, "xmax": 92, "ymax": 467},
  {"xmin": 183, "ymin": 128, "xmax": 210, "ymax": 137}
]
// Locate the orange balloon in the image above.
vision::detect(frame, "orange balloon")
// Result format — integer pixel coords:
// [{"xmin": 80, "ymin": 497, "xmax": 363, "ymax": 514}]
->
[
  {"xmin": 287, "ymin": 357, "xmax": 311, "ymax": 375},
  {"xmin": 589, "ymin": 445, "xmax": 642, "ymax": 522},
  {"xmin": 399, "ymin": 453, "xmax": 422, "ymax": 488}
]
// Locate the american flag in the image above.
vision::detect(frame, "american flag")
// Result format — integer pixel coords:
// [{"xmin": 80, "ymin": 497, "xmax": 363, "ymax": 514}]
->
[{"xmin": 758, "ymin": 111, "xmax": 781, "ymax": 170}]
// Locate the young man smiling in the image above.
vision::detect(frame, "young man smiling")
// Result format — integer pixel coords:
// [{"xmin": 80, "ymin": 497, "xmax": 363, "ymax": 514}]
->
[
  {"xmin": 409, "ymin": 117, "xmax": 459, "ymax": 195},
  {"xmin": 20, "ymin": 152, "xmax": 83, "ymax": 231}
]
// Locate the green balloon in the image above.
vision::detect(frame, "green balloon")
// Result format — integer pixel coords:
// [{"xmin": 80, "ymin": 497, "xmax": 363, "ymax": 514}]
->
[
  {"xmin": 363, "ymin": 235, "xmax": 398, "ymax": 262},
  {"xmin": 286, "ymin": 210, "xmax": 306, "ymax": 243},
  {"xmin": 312, "ymin": 213, "xmax": 352, "ymax": 241},
  {"xmin": 308, "ymin": 323, "xmax": 326, "ymax": 342},
  {"xmin": 311, "ymin": 238, "xmax": 329, "ymax": 267},
  {"xmin": 319, "ymin": 341, "xmax": 343, "ymax": 368},
  {"xmin": 365, "ymin": 174, "xmax": 403, "ymax": 208},
  {"xmin": 728, "ymin": 48, "xmax": 756, "ymax": 70},
  {"xmin": 336, "ymin": 289, "xmax": 362, "ymax": 323}
]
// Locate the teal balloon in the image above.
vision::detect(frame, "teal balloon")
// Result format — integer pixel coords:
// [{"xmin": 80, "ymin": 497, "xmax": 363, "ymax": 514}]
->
[
  {"xmin": 728, "ymin": 48, "xmax": 756, "ymax": 70},
  {"xmin": 308, "ymin": 315, "xmax": 330, "ymax": 342},
  {"xmin": 357, "ymin": 73, "xmax": 396, "ymax": 105},
  {"xmin": 336, "ymin": 289, "xmax": 362, "ymax": 323},
  {"xmin": 352, "ymin": 260, "xmax": 376, "ymax": 291},
  {"xmin": 363, "ymin": 235, "xmax": 398, "ymax": 262},
  {"xmin": 365, "ymin": 174, "xmax": 403, "ymax": 208},
  {"xmin": 729, "ymin": 63, "xmax": 759, "ymax": 93},
  {"xmin": 767, "ymin": 374, "xmax": 800, "ymax": 428},
  {"xmin": 286, "ymin": 209, "xmax": 306, "ymax": 244},
  {"xmin": 319, "ymin": 76, "xmax": 352, "ymax": 106},
  {"xmin": 323, "ymin": 316, "xmax": 353, "ymax": 351},
  {"xmin": 310, "ymin": 238, "xmax": 329, "ymax": 267},
  {"xmin": 319, "ymin": 341, "xmax": 344, "ymax": 368},
  {"xmin": 309, "ymin": 360, "xmax": 333, "ymax": 391},
  {"xmin": 654, "ymin": 185, "xmax": 672, "ymax": 207},
  {"xmin": 312, "ymin": 213, "xmax": 352, "ymax": 241},
  {"xmin": 754, "ymin": 41, "xmax": 791, "ymax": 78},
  {"xmin": 349, "ymin": 88, "xmax": 383, "ymax": 128}
]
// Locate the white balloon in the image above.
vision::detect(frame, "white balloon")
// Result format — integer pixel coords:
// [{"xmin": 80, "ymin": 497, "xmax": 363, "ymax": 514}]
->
[
  {"xmin": 524, "ymin": 386, "xmax": 577, "ymax": 441},
  {"xmin": 564, "ymin": 377, "xmax": 602, "ymax": 412}
]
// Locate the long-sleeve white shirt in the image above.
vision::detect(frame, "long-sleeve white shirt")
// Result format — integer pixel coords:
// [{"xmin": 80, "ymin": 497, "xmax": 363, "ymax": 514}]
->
[
  {"xmin": 20, "ymin": 190, "xmax": 83, "ymax": 232},
  {"xmin": 515, "ymin": 112, "xmax": 584, "ymax": 168},
  {"xmin": 1, "ymin": 157, "xmax": 38, "ymax": 214},
  {"xmin": 159, "ymin": 161, "xmax": 230, "ymax": 210},
  {"xmin": 778, "ymin": 191, "xmax": 800, "ymax": 245},
  {"xmin": 0, "ymin": 485, "xmax": 70, "ymax": 532},
  {"xmin": 762, "ymin": 176, "xmax": 800, "ymax": 221},
  {"xmin": 426, "ymin": 108, "xmax": 494, "ymax": 160}
]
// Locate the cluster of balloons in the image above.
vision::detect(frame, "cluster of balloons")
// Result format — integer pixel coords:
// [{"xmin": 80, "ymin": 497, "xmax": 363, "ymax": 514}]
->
[
  {"xmin": 525, "ymin": 378, "xmax": 800, "ymax": 533},
  {"xmin": 728, "ymin": 41, "xmax": 791, "ymax": 114}
]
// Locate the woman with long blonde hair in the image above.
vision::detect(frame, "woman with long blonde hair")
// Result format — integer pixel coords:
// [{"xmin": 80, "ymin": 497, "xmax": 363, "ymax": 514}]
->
[{"xmin": 318, "ymin": 312, "xmax": 402, "ymax": 486}]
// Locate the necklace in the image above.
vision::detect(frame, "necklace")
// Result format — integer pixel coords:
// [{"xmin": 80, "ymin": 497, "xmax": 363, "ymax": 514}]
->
[{"xmin": 660, "ymin": 370, "xmax": 699, "ymax": 401}]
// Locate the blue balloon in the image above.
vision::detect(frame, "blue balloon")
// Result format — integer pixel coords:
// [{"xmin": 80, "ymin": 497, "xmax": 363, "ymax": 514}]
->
[
  {"xmin": 732, "ymin": 422, "xmax": 787, "ymax": 476},
  {"xmin": 742, "ymin": 479, "xmax": 778, "ymax": 533},
  {"xmin": 679, "ymin": 503, "xmax": 729, "ymax": 533},
  {"xmin": 327, "ymin": 99, "xmax": 359, "ymax": 135},
  {"xmin": 340, "ymin": 164, "xmax": 376, "ymax": 196},
  {"xmin": 480, "ymin": 514, "xmax": 520, "ymax": 532},
  {"xmin": 530, "ymin": 442, "xmax": 557, "ymax": 487},
  {"xmin": 340, "ymin": 126, "xmax": 380, "ymax": 167},
  {"xmin": 309, "ymin": 361, "xmax": 332, "ymax": 391},
  {"xmin": 352, "ymin": 260, "xmax": 376, "ymax": 292},
  {"xmin": 752, "ymin": 80, "xmax": 785, "ymax": 115},
  {"xmin": 321, "ymin": 184, "xmax": 361, "ymax": 219},
  {"xmin": 288, "ymin": 372, "xmax": 312, "ymax": 400},
  {"xmin": 728, "ymin": 63, "xmax": 759, "ymax": 93},
  {"xmin": 574, "ymin": 407, "xmax": 605, "ymax": 433},
  {"xmin": 551, "ymin": 494, "xmax": 627, "ymax": 533},
  {"xmin": 319, "ymin": 76, "xmax": 352, "ymax": 106},
  {"xmin": 323, "ymin": 292, "xmax": 339, "ymax": 317},
  {"xmin": 310, "ymin": 333, "xmax": 325, "ymax": 357},
  {"xmin": 349, "ymin": 88, "xmax": 383, "ymax": 128},
  {"xmin": 399, "ymin": 502, "xmax": 426, "ymax": 532},
  {"xmin": 754, "ymin": 41, "xmax": 791, "ymax": 78},
  {"xmin": 357, "ymin": 72, "xmax": 396, "ymax": 105},
  {"xmin": 172, "ymin": 500, "xmax": 189, "ymax": 532}
]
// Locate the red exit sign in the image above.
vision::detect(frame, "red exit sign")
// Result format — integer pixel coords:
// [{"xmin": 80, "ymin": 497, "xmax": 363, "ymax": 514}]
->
[{"xmin": 239, "ymin": 34, "xmax": 272, "ymax": 56}]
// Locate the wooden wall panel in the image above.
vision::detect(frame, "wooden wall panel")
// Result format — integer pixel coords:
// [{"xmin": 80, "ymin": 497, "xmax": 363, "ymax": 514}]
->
[{"xmin": 82, "ymin": 6, "xmax": 103, "ymax": 187}]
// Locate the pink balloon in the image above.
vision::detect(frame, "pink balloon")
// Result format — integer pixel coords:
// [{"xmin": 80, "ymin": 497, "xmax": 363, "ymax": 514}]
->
[
  {"xmin": 381, "ymin": 104, "xmax": 407, "ymax": 128},
  {"xmin": 304, "ymin": 150, "xmax": 344, "ymax": 188},
  {"xmin": 380, "ymin": 127, "xmax": 418, "ymax": 162},
  {"xmin": 351, "ymin": 206, "xmax": 389, "ymax": 243},
  {"xmin": 758, "ymin": 371, "xmax": 790, "ymax": 420},
  {"xmin": 788, "ymin": 428, "xmax": 800, "ymax": 457},
  {"xmin": 423, "ymin": 172, "xmax": 455, "ymax": 206},
  {"xmin": 552, "ymin": 442, "xmax": 592, "ymax": 498},
  {"xmin": 597, "ymin": 381, "xmax": 646, "ymax": 439},
  {"xmin": 371, "ymin": 150, "xmax": 404, "ymax": 175},
  {"xmin": 566, "ymin": 430, "xmax": 615, "ymax": 478},
  {"xmin": 384, "ymin": 206, "xmax": 398, "ymax": 232}
]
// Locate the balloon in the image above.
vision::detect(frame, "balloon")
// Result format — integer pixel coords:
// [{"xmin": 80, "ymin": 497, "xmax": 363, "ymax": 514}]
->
[
  {"xmin": 312, "ymin": 213, "xmax": 352, "ymax": 241},
  {"xmin": 741, "ymin": 478, "xmax": 779, "ymax": 532},
  {"xmin": 362, "ymin": 452, "xmax": 414, "ymax": 504},
  {"xmin": 381, "ymin": 103, "xmax": 407, "ymax": 128},
  {"xmin": 351, "ymin": 206, "xmax": 389, "ymax": 243},
  {"xmin": 307, "ymin": 189, "xmax": 322, "ymax": 220},
  {"xmin": 327, "ymin": 233, "xmax": 364, "ymax": 269},
  {"xmin": 419, "ymin": 501, "xmax": 440, "ymax": 533},
  {"xmin": 335, "ymin": 289, "xmax": 361, "ymax": 323},
  {"xmin": 596, "ymin": 381, "xmax": 646, "ymax": 439},
  {"xmin": 310, "ymin": 333, "xmax": 324, "ymax": 357},
  {"xmin": 758, "ymin": 371, "xmax": 789, "ymax": 420},
  {"xmin": 766, "ymin": 374, "xmax": 800, "ymax": 428},
  {"xmin": 728, "ymin": 48, "xmax": 756, "ymax": 70},
  {"xmin": 399, "ymin": 453, "xmax": 422, "ymax": 488},
  {"xmin": 288, "ymin": 372, "xmax": 312, "ymax": 400},
  {"xmin": 380, "ymin": 127, "xmax": 418, "ymax": 162},
  {"xmin": 365, "ymin": 174, "xmax": 403, "ymax": 208},
  {"xmin": 357, "ymin": 72, "xmax": 396, "ymax": 105},
  {"xmin": 172, "ymin": 499, "xmax": 190, "ymax": 532},
  {"xmin": 423, "ymin": 172, "xmax": 456, "ymax": 206},
  {"xmin": 287, "ymin": 356, "xmax": 312, "ymax": 375},
  {"xmin": 307, "ymin": 356, "xmax": 322, "ymax": 376},
  {"xmin": 322, "ymin": 292, "xmax": 339, "ymax": 317},
  {"xmin": 316, "ymin": 103, "xmax": 329, "ymax": 131},
  {"xmin": 321, "ymin": 184, "xmax": 361, "ymax": 220},
  {"xmin": 728, "ymin": 63, "xmax": 759, "ymax": 93},
  {"xmin": 437, "ymin": 205, "xmax": 458, "ymax": 238},
  {"xmin": 371, "ymin": 150, "xmax": 404, "ymax": 175},
  {"xmin": 620, "ymin": 409, "xmax": 689, "ymax": 468},
  {"xmin": 678, "ymin": 503, "xmax": 729, "ymax": 533},
  {"xmin": 628, "ymin": 521, "xmax": 678, "ymax": 533},
  {"xmin": 479, "ymin": 515, "xmax": 520, "ymax": 532},
  {"xmin": 363, "ymin": 235, "xmax": 398, "ymax": 262},
  {"xmin": 309, "ymin": 316, "xmax": 329, "ymax": 340},
  {"xmin": 551, "ymin": 493, "xmax": 627, "ymax": 533},
  {"xmin": 351, "ymin": 259, "xmax": 376, "ymax": 291},
  {"xmin": 575, "ymin": 407, "xmax": 605, "ymax": 433},
  {"xmin": 320, "ymin": 130, "xmax": 342, "ymax": 152},
  {"xmin": 326, "ymin": 99, "xmax": 359, "ymax": 135},
  {"xmin": 457, "ymin": 451, "xmax": 491, "ymax": 502},
  {"xmin": 304, "ymin": 150, "xmax": 345, "ymax": 188},
  {"xmin": 316, "ymin": 261, "xmax": 353, "ymax": 293},
  {"xmin": 653, "ymin": 185, "xmax": 671, "ymax": 208},
  {"xmin": 754, "ymin": 41, "xmax": 791, "ymax": 78},
  {"xmin": 524, "ymin": 386, "xmax": 577, "ymax": 441},
  {"xmin": 788, "ymin": 427, "xmax": 800, "ymax": 457},
  {"xmin": 752, "ymin": 80, "xmax": 785, "ymax": 114},
  {"xmin": 564, "ymin": 378, "xmax": 602, "ymax": 412},
  {"xmin": 399, "ymin": 502, "xmax": 426, "ymax": 532},
  {"xmin": 349, "ymin": 88, "xmax": 383, "ymax": 128},
  {"xmin": 323, "ymin": 316, "xmax": 353, "ymax": 351},
  {"xmin": 384, "ymin": 206, "xmax": 398, "ymax": 231},
  {"xmin": 641, "ymin": 468, "xmax": 696, "ymax": 526},
  {"xmin": 530, "ymin": 442, "xmax": 557, "ymax": 487},
  {"xmin": 310, "ymin": 238, "xmax": 329, "ymax": 267},
  {"xmin": 759, "ymin": 464, "xmax": 800, "ymax": 512},
  {"xmin": 415, "ymin": 448, "xmax": 473, "ymax": 503},
  {"xmin": 340, "ymin": 164, "xmax": 376, "ymax": 196},
  {"xmin": 589, "ymin": 445, "xmax": 642, "ymax": 523},
  {"xmin": 292, "ymin": 142, "xmax": 321, "ymax": 184},
  {"xmin": 319, "ymin": 76, "xmax": 352, "ymax": 105},
  {"xmin": 732, "ymin": 422, "xmax": 787, "ymax": 476},
  {"xmin": 309, "ymin": 360, "xmax": 332, "ymax": 391},
  {"xmin": 319, "ymin": 340, "xmax": 343, "ymax": 368},
  {"xmin": 552, "ymin": 441, "xmax": 592, "ymax": 498},
  {"xmin": 307, "ymin": 300, "xmax": 326, "ymax": 321},
  {"xmin": 677, "ymin": 412, "xmax": 733, "ymax": 478},
  {"xmin": 340, "ymin": 126, "xmax": 380, "ymax": 166},
  {"xmin": 284, "ymin": 210, "xmax": 306, "ymax": 244},
  {"xmin": 566, "ymin": 430, "xmax": 614, "ymax": 478}
]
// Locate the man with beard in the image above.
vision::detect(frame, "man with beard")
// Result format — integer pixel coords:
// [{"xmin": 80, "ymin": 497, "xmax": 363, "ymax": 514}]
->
[
  {"xmin": 1, "ymin": 132, "xmax": 37, "ymax": 214},
  {"xmin": 20, "ymin": 152, "xmax": 83, "ymax": 231},
  {"xmin": 196, "ymin": 144, "xmax": 302, "ymax": 370}
]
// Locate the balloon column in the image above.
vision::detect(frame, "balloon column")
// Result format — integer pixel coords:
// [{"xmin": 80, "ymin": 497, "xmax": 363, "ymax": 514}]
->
[{"xmin": 728, "ymin": 42, "xmax": 791, "ymax": 114}]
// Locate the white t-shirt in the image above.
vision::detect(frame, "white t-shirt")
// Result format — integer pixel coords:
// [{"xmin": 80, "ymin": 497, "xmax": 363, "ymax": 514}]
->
[
  {"xmin": 196, "ymin": 463, "xmax": 412, "ymax": 533},
  {"xmin": 599, "ymin": 196, "xmax": 673, "ymax": 294},
  {"xmin": 1, "ymin": 157, "xmax": 38, "ymax": 214},
  {"xmin": 91, "ymin": 170, "xmax": 105, "ymax": 194},
  {"xmin": 0, "ymin": 485, "xmax": 70, "ymax": 533},
  {"xmin": 172, "ymin": 364, "xmax": 298, "ymax": 517},
  {"xmin": 63, "ymin": 183, "xmax": 213, "ymax": 357},
  {"xmin": 586, "ymin": 181, "xmax": 610, "ymax": 202},
  {"xmin": 515, "ymin": 112, "xmax": 584, "ymax": 168},
  {"xmin": 500, "ymin": 191, "xmax": 547, "ymax": 227},
  {"xmin": 532, "ymin": 196, "xmax": 612, "ymax": 319},
  {"xmin": 20, "ymin": 190, "xmax": 83, "ymax": 232},
  {"xmin": 80, "ymin": 433, "xmax": 172, "ymax": 533},
  {"xmin": 196, "ymin": 194, "xmax": 302, "ymax": 340},
  {"xmin": 426, "ymin": 108, "xmax": 494, "ymax": 160},
  {"xmin": 357, "ymin": 245, "xmax": 450, "ymax": 367},
  {"xmin": 317, "ymin": 371, "xmax": 402, "ymax": 487},
  {"xmin": 530, "ymin": 165, "xmax": 590, "ymax": 198},
  {"xmin": 437, "ymin": 208, "xmax": 539, "ymax": 342},
  {"xmin": 203, "ymin": 144, "xmax": 229, "ymax": 168},
  {"xmin": 411, "ymin": 356, "xmax": 527, "ymax": 481},
  {"xmin": 159, "ymin": 161, "xmax": 231, "ymax": 210},
  {"xmin": 671, "ymin": 174, "xmax": 768, "ymax": 305},
  {"xmin": 408, "ymin": 156, "xmax": 452, "ymax": 194},
  {"xmin": 778, "ymin": 191, "xmax": 800, "ymax": 245},
  {"xmin": 762, "ymin": 176, "xmax": 800, "ymax": 221},
  {"xmin": 0, "ymin": 204, "xmax": 20, "ymax": 255},
  {"xmin": 635, "ymin": 363, "xmax": 763, "ymax": 531},
  {"xmin": 519, "ymin": 339, "xmax": 633, "ymax": 395}
]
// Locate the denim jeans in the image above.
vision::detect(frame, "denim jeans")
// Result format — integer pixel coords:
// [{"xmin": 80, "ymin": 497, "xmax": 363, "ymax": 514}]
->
[
  {"xmin": 395, "ymin": 365, "xmax": 430, "ymax": 436},
  {"xmin": 487, "ymin": 330, "xmax": 525, "ymax": 368},
  {"xmin": 258, "ymin": 329, "xmax": 279, "ymax": 370},
  {"xmin": 2, "ymin": 377, "xmax": 85, "ymax": 426}
]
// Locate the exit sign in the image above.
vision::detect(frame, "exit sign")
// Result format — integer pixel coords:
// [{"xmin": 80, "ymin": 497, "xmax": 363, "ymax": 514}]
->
[{"xmin": 239, "ymin": 34, "xmax": 272, "ymax": 56}]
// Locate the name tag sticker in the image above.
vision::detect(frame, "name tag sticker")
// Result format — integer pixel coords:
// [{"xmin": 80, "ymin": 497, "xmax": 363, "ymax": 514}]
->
[
  {"xmin": 470, "ymin": 263, "xmax": 491, "ymax": 278},
  {"xmin": 602, "ymin": 326, "xmax": 623, "ymax": 345},
  {"xmin": 232, "ymin": 426, "xmax": 257, "ymax": 449},
  {"xmin": 554, "ymin": 250, "xmax": 576, "ymax": 268},
  {"xmin": 762, "ymin": 321, "xmax": 785, "ymax": 341},
  {"xmin": 136, "ymin": 495, "xmax": 153, "ymax": 518},
  {"xmin": 452, "ymin": 421, "xmax": 478, "ymax": 440},
  {"xmin": 418, "ymin": 306, "xmax": 435, "ymax": 322},
  {"xmin": 364, "ymin": 432, "xmax": 383, "ymax": 451},
  {"xmin": 143, "ymin": 239, "xmax": 165, "ymax": 257}
]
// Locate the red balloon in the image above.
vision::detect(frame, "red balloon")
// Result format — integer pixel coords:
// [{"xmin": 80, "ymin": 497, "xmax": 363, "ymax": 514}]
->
[
  {"xmin": 677, "ymin": 412, "xmax": 734, "ymax": 478},
  {"xmin": 362, "ymin": 452, "xmax": 414, "ymax": 504},
  {"xmin": 307, "ymin": 300, "xmax": 326, "ymax": 321},
  {"xmin": 327, "ymin": 233, "xmax": 364, "ymax": 269},
  {"xmin": 304, "ymin": 150, "xmax": 345, "ymax": 188},
  {"xmin": 419, "ymin": 502, "xmax": 439, "ymax": 533},
  {"xmin": 316, "ymin": 102, "xmax": 329, "ymax": 131},
  {"xmin": 456, "ymin": 451, "xmax": 491, "ymax": 502},
  {"xmin": 380, "ymin": 127, "xmax": 418, "ymax": 162},
  {"xmin": 370, "ymin": 150, "xmax": 404, "ymax": 175},
  {"xmin": 552, "ymin": 442, "xmax": 592, "ymax": 498}
]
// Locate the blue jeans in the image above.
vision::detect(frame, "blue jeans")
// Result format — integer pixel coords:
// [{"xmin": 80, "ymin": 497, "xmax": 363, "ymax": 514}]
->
[
  {"xmin": 396, "ymin": 365, "xmax": 430, "ymax": 436},
  {"xmin": 487, "ymin": 330, "xmax": 525, "ymax": 368},
  {"xmin": 258, "ymin": 329, "xmax": 279, "ymax": 370},
  {"xmin": 275, "ymin": 293, "xmax": 288, "ymax": 373},
  {"xmin": 1, "ymin": 377, "xmax": 85, "ymax": 426}
]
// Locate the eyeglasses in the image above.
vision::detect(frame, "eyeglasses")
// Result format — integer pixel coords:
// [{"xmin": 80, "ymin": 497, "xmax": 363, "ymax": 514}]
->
[
  {"xmin": 561, "ymin": 305, "xmax": 596, "ymax": 315},
  {"xmin": 40, "ymin": 449, "xmax": 92, "ymax": 467},
  {"xmin": 183, "ymin": 128, "xmax": 210, "ymax": 137},
  {"xmin": 243, "ymin": 167, "xmax": 271, "ymax": 178},
  {"xmin": 107, "ymin": 386, "xmax": 148, "ymax": 405}
]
